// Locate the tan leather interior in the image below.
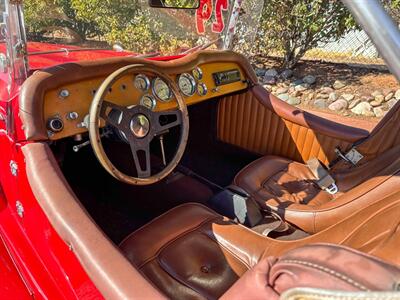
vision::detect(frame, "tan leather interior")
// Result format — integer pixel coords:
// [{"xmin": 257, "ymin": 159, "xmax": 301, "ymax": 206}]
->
[
  {"xmin": 217, "ymin": 85, "xmax": 369, "ymax": 165},
  {"xmin": 120, "ymin": 195, "xmax": 400, "ymax": 299},
  {"xmin": 19, "ymin": 47, "xmax": 400, "ymax": 299},
  {"xmin": 20, "ymin": 50, "xmax": 256, "ymax": 141}
]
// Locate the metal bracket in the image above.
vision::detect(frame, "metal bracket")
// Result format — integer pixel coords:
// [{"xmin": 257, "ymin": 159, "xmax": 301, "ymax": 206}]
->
[
  {"xmin": 15, "ymin": 201, "xmax": 24, "ymax": 218},
  {"xmin": 9, "ymin": 160, "xmax": 18, "ymax": 176}
]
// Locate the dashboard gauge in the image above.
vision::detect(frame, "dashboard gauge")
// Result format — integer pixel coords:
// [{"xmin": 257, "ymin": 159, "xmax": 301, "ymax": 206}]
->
[
  {"xmin": 192, "ymin": 67, "xmax": 203, "ymax": 80},
  {"xmin": 134, "ymin": 74, "xmax": 150, "ymax": 91},
  {"xmin": 197, "ymin": 82, "xmax": 208, "ymax": 96},
  {"xmin": 152, "ymin": 77, "xmax": 172, "ymax": 102},
  {"xmin": 178, "ymin": 73, "xmax": 196, "ymax": 97},
  {"xmin": 140, "ymin": 94, "xmax": 157, "ymax": 110}
]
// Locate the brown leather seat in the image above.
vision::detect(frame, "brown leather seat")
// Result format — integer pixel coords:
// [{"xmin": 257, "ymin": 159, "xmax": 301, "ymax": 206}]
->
[
  {"xmin": 119, "ymin": 203, "xmax": 250, "ymax": 300},
  {"xmin": 120, "ymin": 194, "xmax": 400, "ymax": 299},
  {"xmin": 234, "ymin": 155, "xmax": 333, "ymax": 208},
  {"xmin": 234, "ymin": 145, "xmax": 400, "ymax": 233}
]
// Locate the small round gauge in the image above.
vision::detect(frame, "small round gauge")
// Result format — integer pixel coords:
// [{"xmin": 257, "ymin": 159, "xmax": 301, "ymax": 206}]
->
[
  {"xmin": 152, "ymin": 77, "xmax": 172, "ymax": 102},
  {"xmin": 178, "ymin": 73, "xmax": 196, "ymax": 97},
  {"xmin": 197, "ymin": 82, "xmax": 208, "ymax": 96},
  {"xmin": 192, "ymin": 67, "xmax": 203, "ymax": 80},
  {"xmin": 134, "ymin": 74, "xmax": 150, "ymax": 91},
  {"xmin": 140, "ymin": 94, "xmax": 157, "ymax": 110}
]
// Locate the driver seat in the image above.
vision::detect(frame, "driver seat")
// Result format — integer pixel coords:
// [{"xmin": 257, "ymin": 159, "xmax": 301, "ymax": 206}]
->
[{"xmin": 120, "ymin": 186, "xmax": 400, "ymax": 299}]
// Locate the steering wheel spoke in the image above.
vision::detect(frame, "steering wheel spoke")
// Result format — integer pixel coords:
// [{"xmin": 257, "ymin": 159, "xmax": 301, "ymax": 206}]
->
[
  {"xmin": 100, "ymin": 100, "xmax": 129, "ymax": 130},
  {"xmin": 154, "ymin": 110, "xmax": 182, "ymax": 134},
  {"xmin": 129, "ymin": 141, "xmax": 151, "ymax": 178}
]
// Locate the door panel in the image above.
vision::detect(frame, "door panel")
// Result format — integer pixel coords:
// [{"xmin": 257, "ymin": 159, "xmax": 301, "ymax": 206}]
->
[{"xmin": 217, "ymin": 86, "xmax": 369, "ymax": 165}]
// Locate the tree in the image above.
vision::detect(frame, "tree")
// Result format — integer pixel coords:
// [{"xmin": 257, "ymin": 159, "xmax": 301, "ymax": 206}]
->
[
  {"xmin": 24, "ymin": 0, "xmax": 101, "ymax": 42},
  {"xmin": 257, "ymin": 0, "xmax": 354, "ymax": 68}
]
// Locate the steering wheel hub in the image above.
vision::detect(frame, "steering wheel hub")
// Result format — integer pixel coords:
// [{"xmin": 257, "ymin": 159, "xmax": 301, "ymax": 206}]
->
[{"xmin": 130, "ymin": 114, "xmax": 150, "ymax": 138}]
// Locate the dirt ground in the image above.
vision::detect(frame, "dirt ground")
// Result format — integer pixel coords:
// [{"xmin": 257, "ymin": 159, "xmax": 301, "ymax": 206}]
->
[{"xmin": 253, "ymin": 56, "xmax": 399, "ymax": 128}]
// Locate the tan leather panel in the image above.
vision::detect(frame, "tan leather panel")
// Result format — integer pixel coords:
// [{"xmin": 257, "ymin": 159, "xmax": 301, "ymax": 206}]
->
[
  {"xmin": 217, "ymin": 90, "xmax": 355, "ymax": 164},
  {"xmin": 44, "ymin": 62, "xmax": 248, "ymax": 140}
]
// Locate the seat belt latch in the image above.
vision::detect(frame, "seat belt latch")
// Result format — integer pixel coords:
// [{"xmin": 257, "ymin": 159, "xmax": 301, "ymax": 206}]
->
[
  {"xmin": 335, "ymin": 147, "xmax": 364, "ymax": 166},
  {"xmin": 306, "ymin": 158, "xmax": 339, "ymax": 195}
]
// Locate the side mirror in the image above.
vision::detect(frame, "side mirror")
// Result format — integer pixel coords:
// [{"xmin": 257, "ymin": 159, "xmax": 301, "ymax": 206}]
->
[{"xmin": 148, "ymin": 0, "xmax": 200, "ymax": 9}]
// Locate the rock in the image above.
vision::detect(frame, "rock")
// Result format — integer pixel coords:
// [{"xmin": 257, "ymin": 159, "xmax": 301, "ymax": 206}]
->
[
  {"xmin": 328, "ymin": 99, "xmax": 348, "ymax": 111},
  {"xmin": 295, "ymin": 83, "xmax": 309, "ymax": 92},
  {"xmin": 320, "ymin": 87, "xmax": 334, "ymax": 94},
  {"xmin": 371, "ymin": 90, "xmax": 383, "ymax": 98},
  {"xmin": 290, "ymin": 90, "xmax": 301, "ymax": 97},
  {"xmin": 278, "ymin": 93, "xmax": 289, "ymax": 101},
  {"xmin": 263, "ymin": 75, "xmax": 276, "ymax": 85},
  {"xmin": 373, "ymin": 107, "xmax": 386, "ymax": 118},
  {"xmin": 275, "ymin": 87, "xmax": 289, "ymax": 95},
  {"xmin": 342, "ymin": 93, "xmax": 355, "ymax": 101},
  {"xmin": 255, "ymin": 68, "xmax": 267, "ymax": 77},
  {"xmin": 316, "ymin": 93, "xmax": 329, "ymax": 99},
  {"xmin": 313, "ymin": 99, "xmax": 328, "ymax": 109},
  {"xmin": 387, "ymin": 98, "xmax": 399, "ymax": 109},
  {"xmin": 348, "ymin": 99, "xmax": 361, "ymax": 109},
  {"xmin": 307, "ymin": 92, "xmax": 315, "ymax": 101},
  {"xmin": 385, "ymin": 92, "xmax": 394, "ymax": 101},
  {"xmin": 328, "ymin": 92, "xmax": 338, "ymax": 102},
  {"xmin": 280, "ymin": 69, "xmax": 293, "ymax": 79},
  {"xmin": 373, "ymin": 94, "xmax": 385, "ymax": 105},
  {"xmin": 287, "ymin": 96, "xmax": 301, "ymax": 106},
  {"xmin": 395, "ymin": 89, "xmax": 400, "ymax": 100},
  {"xmin": 362, "ymin": 95, "xmax": 375, "ymax": 102},
  {"xmin": 291, "ymin": 79, "xmax": 304, "ymax": 86},
  {"xmin": 351, "ymin": 101, "xmax": 374, "ymax": 116},
  {"xmin": 303, "ymin": 75, "xmax": 316, "ymax": 85},
  {"xmin": 370, "ymin": 100, "xmax": 383, "ymax": 107},
  {"xmin": 262, "ymin": 84, "xmax": 273, "ymax": 91},
  {"xmin": 333, "ymin": 80, "xmax": 346, "ymax": 90},
  {"xmin": 265, "ymin": 68, "xmax": 278, "ymax": 77}
]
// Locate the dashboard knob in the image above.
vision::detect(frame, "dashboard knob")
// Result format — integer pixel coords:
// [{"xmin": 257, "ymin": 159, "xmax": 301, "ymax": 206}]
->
[
  {"xmin": 66, "ymin": 111, "xmax": 79, "ymax": 120},
  {"xmin": 47, "ymin": 117, "xmax": 64, "ymax": 133}
]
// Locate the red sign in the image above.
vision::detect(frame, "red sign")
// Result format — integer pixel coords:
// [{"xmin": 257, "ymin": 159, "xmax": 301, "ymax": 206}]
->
[{"xmin": 196, "ymin": 0, "xmax": 229, "ymax": 35}]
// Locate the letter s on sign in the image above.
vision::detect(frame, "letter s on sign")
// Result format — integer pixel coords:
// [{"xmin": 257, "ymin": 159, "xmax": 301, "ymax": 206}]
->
[
  {"xmin": 212, "ymin": 0, "xmax": 228, "ymax": 33},
  {"xmin": 196, "ymin": 0, "xmax": 229, "ymax": 34}
]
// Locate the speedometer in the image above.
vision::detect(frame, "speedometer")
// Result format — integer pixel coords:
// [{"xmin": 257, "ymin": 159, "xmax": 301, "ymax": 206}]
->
[
  {"xmin": 152, "ymin": 77, "xmax": 172, "ymax": 102},
  {"xmin": 178, "ymin": 73, "xmax": 196, "ymax": 97}
]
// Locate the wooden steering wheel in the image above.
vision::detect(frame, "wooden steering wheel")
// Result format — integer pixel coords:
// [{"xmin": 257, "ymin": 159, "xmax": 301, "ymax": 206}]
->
[{"xmin": 88, "ymin": 64, "xmax": 189, "ymax": 185}]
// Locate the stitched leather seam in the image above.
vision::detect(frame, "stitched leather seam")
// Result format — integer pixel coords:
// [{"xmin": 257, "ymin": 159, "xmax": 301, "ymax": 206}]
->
[
  {"xmin": 201, "ymin": 231, "xmax": 252, "ymax": 270},
  {"xmin": 279, "ymin": 259, "xmax": 369, "ymax": 291},
  {"xmin": 119, "ymin": 203, "xmax": 218, "ymax": 246},
  {"xmin": 138, "ymin": 216, "xmax": 223, "ymax": 268}
]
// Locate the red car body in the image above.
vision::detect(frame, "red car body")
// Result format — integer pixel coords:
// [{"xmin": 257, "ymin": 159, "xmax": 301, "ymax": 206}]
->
[{"xmin": 0, "ymin": 41, "xmax": 181, "ymax": 299}]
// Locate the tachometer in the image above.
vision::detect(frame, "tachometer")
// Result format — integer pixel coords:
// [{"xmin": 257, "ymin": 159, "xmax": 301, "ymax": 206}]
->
[
  {"xmin": 152, "ymin": 77, "xmax": 172, "ymax": 102},
  {"xmin": 178, "ymin": 73, "xmax": 196, "ymax": 97},
  {"xmin": 140, "ymin": 94, "xmax": 157, "ymax": 110},
  {"xmin": 134, "ymin": 74, "xmax": 150, "ymax": 91},
  {"xmin": 192, "ymin": 67, "xmax": 203, "ymax": 80}
]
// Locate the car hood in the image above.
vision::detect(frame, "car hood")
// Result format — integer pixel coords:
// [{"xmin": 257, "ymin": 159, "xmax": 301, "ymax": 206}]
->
[{"xmin": 26, "ymin": 42, "xmax": 138, "ymax": 70}]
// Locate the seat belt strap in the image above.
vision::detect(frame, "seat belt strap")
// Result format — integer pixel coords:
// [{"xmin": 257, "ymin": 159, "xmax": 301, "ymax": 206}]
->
[{"xmin": 306, "ymin": 158, "xmax": 338, "ymax": 195}]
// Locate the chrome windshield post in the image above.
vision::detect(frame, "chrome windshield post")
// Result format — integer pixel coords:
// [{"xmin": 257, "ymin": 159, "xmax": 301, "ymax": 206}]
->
[{"xmin": 4, "ymin": 0, "xmax": 28, "ymax": 86}]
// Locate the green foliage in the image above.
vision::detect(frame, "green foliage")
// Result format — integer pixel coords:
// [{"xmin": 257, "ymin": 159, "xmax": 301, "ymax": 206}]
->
[
  {"xmin": 24, "ymin": 0, "xmax": 196, "ymax": 53},
  {"xmin": 257, "ymin": 0, "xmax": 355, "ymax": 68}
]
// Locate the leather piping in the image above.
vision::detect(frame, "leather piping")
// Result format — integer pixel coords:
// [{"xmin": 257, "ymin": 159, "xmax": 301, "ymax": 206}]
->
[{"xmin": 22, "ymin": 142, "xmax": 166, "ymax": 299}]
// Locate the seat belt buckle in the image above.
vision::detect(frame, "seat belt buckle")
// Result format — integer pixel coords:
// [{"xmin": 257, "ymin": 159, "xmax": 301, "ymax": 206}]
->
[{"xmin": 325, "ymin": 183, "xmax": 339, "ymax": 195}]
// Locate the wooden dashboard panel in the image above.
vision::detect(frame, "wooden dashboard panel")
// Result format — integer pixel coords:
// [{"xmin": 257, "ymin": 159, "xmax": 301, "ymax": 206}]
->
[{"xmin": 44, "ymin": 62, "xmax": 248, "ymax": 140}]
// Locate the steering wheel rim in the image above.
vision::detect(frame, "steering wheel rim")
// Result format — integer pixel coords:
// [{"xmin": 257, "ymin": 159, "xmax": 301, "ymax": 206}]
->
[{"xmin": 89, "ymin": 64, "xmax": 189, "ymax": 185}]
